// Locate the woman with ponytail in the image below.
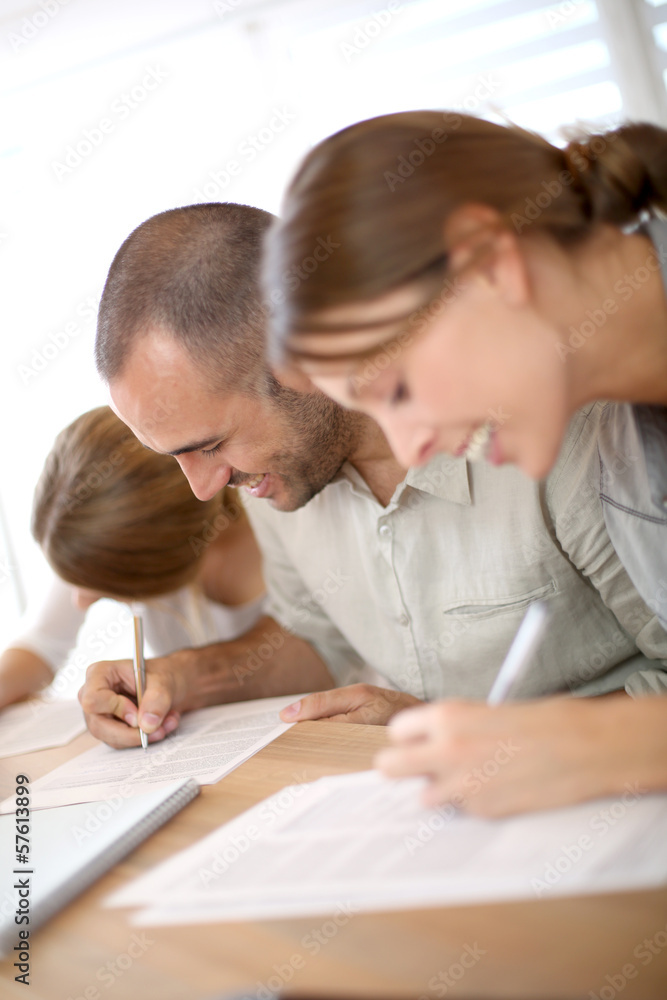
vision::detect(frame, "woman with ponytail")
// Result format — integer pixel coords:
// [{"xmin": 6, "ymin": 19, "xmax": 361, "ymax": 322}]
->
[{"xmin": 265, "ymin": 112, "xmax": 667, "ymax": 815}]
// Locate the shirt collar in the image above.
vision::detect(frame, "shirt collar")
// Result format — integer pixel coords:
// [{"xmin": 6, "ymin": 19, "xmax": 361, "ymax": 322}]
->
[
  {"xmin": 333, "ymin": 453, "xmax": 471, "ymax": 506},
  {"xmin": 405, "ymin": 453, "xmax": 471, "ymax": 504}
]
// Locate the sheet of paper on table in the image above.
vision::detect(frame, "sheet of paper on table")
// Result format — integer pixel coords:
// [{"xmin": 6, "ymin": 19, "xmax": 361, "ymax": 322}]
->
[
  {"xmin": 0, "ymin": 699, "xmax": 86, "ymax": 758},
  {"xmin": 0, "ymin": 695, "xmax": 297, "ymax": 812},
  {"xmin": 106, "ymin": 769, "xmax": 667, "ymax": 923}
]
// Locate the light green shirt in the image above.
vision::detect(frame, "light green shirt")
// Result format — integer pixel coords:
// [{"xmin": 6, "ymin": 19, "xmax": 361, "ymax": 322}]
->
[{"xmin": 244, "ymin": 402, "xmax": 667, "ymax": 699}]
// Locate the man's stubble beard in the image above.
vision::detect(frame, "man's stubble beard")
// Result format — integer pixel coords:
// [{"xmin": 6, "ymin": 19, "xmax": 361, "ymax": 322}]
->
[{"xmin": 268, "ymin": 389, "xmax": 363, "ymax": 512}]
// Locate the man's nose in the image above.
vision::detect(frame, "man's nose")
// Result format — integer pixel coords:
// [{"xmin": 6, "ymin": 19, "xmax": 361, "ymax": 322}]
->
[{"xmin": 175, "ymin": 457, "xmax": 233, "ymax": 501}]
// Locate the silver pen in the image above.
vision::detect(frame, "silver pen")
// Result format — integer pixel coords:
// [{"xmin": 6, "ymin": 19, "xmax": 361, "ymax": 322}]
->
[
  {"xmin": 132, "ymin": 611, "xmax": 148, "ymax": 750},
  {"xmin": 487, "ymin": 601, "xmax": 551, "ymax": 705}
]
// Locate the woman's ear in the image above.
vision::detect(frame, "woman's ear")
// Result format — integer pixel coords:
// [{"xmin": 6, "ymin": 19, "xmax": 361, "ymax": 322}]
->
[{"xmin": 443, "ymin": 203, "xmax": 530, "ymax": 306}]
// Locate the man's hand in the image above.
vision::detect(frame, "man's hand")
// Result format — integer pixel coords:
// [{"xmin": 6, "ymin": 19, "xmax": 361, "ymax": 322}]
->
[
  {"xmin": 374, "ymin": 694, "xmax": 659, "ymax": 818},
  {"xmin": 78, "ymin": 618, "xmax": 335, "ymax": 749},
  {"xmin": 78, "ymin": 652, "xmax": 189, "ymax": 748},
  {"xmin": 280, "ymin": 684, "xmax": 423, "ymax": 726}
]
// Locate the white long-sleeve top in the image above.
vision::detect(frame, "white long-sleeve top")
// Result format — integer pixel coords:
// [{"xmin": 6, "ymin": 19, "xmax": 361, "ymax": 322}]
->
[{"xmin": 8, "ymin": 574, "xmax": 266, "ymax": 672}]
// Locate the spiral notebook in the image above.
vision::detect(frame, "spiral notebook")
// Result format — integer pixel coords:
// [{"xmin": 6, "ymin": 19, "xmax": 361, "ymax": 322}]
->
[{"xmin": 0, "ymin": 777, "xmax": 199, "ymax": 957}]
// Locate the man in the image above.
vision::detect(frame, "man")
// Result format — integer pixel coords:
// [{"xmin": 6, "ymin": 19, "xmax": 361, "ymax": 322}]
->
[{"xmin": 80, "ymin": 202, "xmax": 667, "ymax": 748}]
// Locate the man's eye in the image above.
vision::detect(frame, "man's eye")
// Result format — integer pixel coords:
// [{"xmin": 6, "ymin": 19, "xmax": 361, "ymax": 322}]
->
[{"xmin": 201, "ymin": 443, "xmax": 223, "ymax": 458}]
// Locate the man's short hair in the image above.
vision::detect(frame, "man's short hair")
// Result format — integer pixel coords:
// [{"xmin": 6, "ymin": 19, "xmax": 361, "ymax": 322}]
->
[{"xmin": 95, "ymin": 202, "xmax": 276, "ymax": 396}]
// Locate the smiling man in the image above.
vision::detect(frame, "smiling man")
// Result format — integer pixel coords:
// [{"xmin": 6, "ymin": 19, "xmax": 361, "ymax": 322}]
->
[{"xmin": 79, "ymin": 202, "xmax": 667, "ymax": 749}]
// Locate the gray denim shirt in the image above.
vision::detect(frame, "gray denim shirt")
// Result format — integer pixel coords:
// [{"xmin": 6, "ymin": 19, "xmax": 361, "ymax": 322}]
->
[{"xmin": 598, "ymin": 216, "xmax": 667, "ymax": 682}]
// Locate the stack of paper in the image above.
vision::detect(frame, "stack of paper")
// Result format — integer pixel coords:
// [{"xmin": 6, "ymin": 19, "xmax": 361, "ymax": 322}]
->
[
  {"xmin": 0, "ymin": 695, "xmax": 296, "ymax": 812},
  {"xmin": 106, "ymin": 770, "xmax": 667, "ymax": 924}
]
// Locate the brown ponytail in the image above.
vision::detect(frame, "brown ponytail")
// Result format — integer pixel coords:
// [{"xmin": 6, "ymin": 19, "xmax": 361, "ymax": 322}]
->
[
  {"xmin": 265, "ymin": 111, "xmax": 667, "ymax": 362},
  {"xmin": 564, "ymin": 122, "xmax": 667, "ymax": 226}
]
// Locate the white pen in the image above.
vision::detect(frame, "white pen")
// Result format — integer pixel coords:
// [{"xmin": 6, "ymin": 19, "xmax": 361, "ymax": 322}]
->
[
  {"xmin": 487, "ymin": 601, "xmax": 552, "ymax": 705},
  {"xmin": 132, "ymin": 610, "xmax": 148, "ymax": 750}
]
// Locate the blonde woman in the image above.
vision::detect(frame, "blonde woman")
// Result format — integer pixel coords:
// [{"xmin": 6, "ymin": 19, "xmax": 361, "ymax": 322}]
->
[
  {"xmin": 0, "ymin": 407, "xmax": 264, "ymax": 740},
  {"xmin": 265, "ymin": 112, "xmax": 667, "ymax": 814}
]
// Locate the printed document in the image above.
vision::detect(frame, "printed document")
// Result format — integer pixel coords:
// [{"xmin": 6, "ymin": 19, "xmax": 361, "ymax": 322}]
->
[
  {"xmin": 106, "ymin": 769, "xmax": 667, "ymax": 922},
  {"xmin": 0, "ymin": 695, "xmax": 295, "ymax": 812}
]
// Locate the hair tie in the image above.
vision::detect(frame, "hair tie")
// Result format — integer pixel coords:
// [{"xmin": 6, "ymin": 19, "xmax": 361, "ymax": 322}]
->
[{"xmin": 563, "ymin": 141, "xmax": 594, "ymax": 216}]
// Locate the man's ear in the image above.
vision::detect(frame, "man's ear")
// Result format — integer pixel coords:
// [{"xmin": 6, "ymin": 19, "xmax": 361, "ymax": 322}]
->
[{"xmin": 443, "ymin": 203, "xmax": 530, "ymax": 306}]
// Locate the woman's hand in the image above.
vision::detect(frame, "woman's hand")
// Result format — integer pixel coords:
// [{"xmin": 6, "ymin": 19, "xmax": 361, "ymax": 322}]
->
[
  {"xmin": 0, "ymin": 648, "xmax": 53, "ymax": 710},
  {"xmin": 375, "ymin": 694, "xmax": 665, "ymax": 817}
]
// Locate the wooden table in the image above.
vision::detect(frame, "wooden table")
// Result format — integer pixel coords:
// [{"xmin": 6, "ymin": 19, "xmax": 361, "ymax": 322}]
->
[{"xmin": 1, "ymin": 721, "xmax": 666, "ymax": 1000}]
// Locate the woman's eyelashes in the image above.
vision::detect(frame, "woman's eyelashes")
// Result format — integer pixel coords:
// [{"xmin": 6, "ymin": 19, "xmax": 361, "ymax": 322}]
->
[{"xmin": 389, "ymin": 380, "xmax": 410, "ymax": 407}]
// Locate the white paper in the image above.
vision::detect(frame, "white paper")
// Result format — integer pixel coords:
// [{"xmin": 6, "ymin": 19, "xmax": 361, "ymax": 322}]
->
[
  {"xmin": 0, "ymin": 698, "xmax": 86, "ymax": 758},
  {"xmin": 0, "ymin": 696, "xmax": 296, "ymax": 812},
  {"xmin": 107, "ymin": 770, "xmax": 667, "ymax": 923}
]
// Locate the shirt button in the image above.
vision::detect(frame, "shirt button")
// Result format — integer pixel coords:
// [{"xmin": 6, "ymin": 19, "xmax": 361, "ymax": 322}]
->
[
  {"xmin": 379, "ymin": 524, "xmax": 391, "ymax": 537},
  {"xmin": 398, "ymin": 614, "xmax": 410, "ymax": 627}
]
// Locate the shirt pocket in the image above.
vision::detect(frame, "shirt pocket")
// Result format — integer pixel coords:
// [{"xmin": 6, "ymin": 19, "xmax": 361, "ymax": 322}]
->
[{"xmin": 439, "ymin": 579, "xmax": 557, "ymax": 621}]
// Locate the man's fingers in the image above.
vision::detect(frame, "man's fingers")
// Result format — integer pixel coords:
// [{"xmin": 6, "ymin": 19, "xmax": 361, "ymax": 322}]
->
[
  {"xmin": 79, "ymin": 683, "xmax": 139, "ymax": 725},
  {"xmin": 82, "ymin": 710, "xmax": 174, "ymax": 749},
  {"xmin": 137, "ymin": 677, "xmax": 176, "ymax": 733},
  {"xmin": 280, "ymin": 689, "xmax": 348, "ymax": 721}
]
